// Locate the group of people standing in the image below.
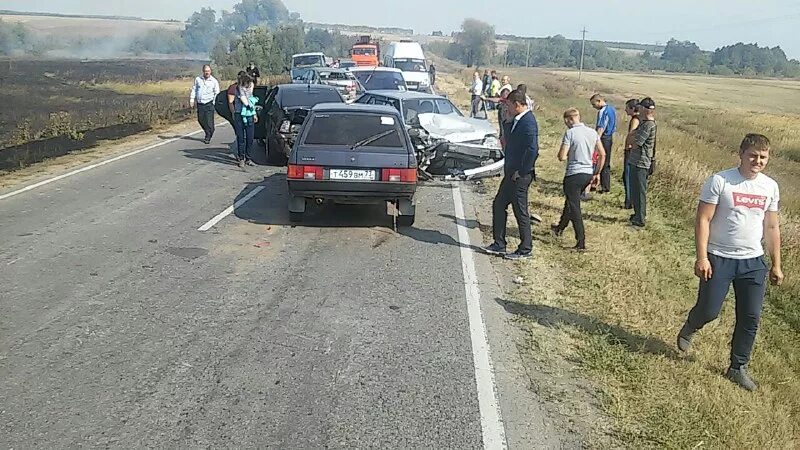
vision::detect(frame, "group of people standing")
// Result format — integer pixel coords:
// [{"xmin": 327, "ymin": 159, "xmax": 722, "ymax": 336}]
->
[
  {"xmin": 189, "ymin": 63, "xmax": 262, "ymax": 168},
  {"xmin": 480, "ymin": 76, "xmax": 784, "ymax": 391}
]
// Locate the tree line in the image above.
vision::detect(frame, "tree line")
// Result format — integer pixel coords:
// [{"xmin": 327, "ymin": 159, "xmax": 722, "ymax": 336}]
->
[{"xmin": 432, "ymin": 19, "xmax": 800, "ymax": 79}]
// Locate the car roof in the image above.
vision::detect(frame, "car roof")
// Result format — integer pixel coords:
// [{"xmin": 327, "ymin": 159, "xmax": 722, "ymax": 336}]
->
[
  {"xmin": 276, "ymin": 83, "xmax": 340, "ymax": 92},
  {"xmin": 292, "ymin": 52, "xmax": 324, "ymax": 57},
  {"xmin": 307, "ymin": 67, "xmax": 350, "ymax": 74},
  {"xmin": 364, "ymin": 90, "xmax": 448, "ymax": 101},
  {"xmin": 349, "ymin": 66, "xmax": 403, "ymax": 73},
  {"xmin": 312, "ymin": 103, "xmax": 401, "ymax": 116}
]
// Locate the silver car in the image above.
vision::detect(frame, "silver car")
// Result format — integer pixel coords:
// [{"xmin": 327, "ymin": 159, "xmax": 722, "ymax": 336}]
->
[{"xmin": 298, "ymin": 68, "xmax": 365, "ymax": 102}]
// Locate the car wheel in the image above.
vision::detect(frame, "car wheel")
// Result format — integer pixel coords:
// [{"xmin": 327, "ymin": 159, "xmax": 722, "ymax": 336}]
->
[
  {"xmin": 397, "ymin": 215, "xmax": 415, "ymax": 227},
  {"xmin": 289, "ymin": 211, "xmax": 304, "ymax": 223},
  {"xmin": 266, "ymin": 136, "xmax": 289, "ymax": 166}
]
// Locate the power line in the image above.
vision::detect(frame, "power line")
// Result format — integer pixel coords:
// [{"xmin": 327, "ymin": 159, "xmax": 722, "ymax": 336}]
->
[{"xmin": 578, "ymin": 27, "xmax": 587, "ymax": 81}]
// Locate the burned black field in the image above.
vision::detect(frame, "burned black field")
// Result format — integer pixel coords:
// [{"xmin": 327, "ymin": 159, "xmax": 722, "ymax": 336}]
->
[{"xmin": 0, "ymin": 59, "xmax": 202, "ymax": 170}]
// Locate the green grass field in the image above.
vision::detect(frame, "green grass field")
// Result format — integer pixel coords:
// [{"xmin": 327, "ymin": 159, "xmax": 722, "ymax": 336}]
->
[{"xmin": 439, "ymin": 68, "xmax": 800, "ymax": 448}]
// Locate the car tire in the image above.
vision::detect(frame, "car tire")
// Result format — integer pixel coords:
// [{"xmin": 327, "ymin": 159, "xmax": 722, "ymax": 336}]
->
[
  {"xmin": 289, "ymin": 211, "xmax": 304, "ymax": 223},
  {"xmin": 266, "ymin": 136, "xmax": 289, "ymax": 166},
  {"xmin": 397, "ymin": 215, "xmax": 415, "ymax": 227}
]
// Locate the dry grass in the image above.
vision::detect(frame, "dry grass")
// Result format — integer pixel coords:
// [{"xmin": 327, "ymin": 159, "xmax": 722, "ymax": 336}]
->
[
  {"xmin": 440, "ymin": 67, "xmax": 800, "ymax": 448},
  {"xmin": 89, "ymin": 79, "xmax": 198, "ymax": 97}
]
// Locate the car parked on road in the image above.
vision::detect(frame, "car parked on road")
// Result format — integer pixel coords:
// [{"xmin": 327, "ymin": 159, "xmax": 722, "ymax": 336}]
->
[
  {"xmin": 349, "ymin": 67, "xmax": 407, "ymax": 92},
  {"xmin": 338, "ymin": 58, "xmax": 357, "ymax": 70},
  {"xmin": 355, "ymin": 90, "xmax": 503, "ymax": 180},
  {"xmin": 287, "ymin": 103, "xmax": 417, "ymax": 227},
  {"xmin": 297, "ymin": 68, "xmax": 365, "ymax": 102},
  {"xmin": 261, "ymin": 84, "xmax": 345, "ymax": 165},
  {"xmin": 355, "ymin": 90, "xmax": 463, "ymax": 125}
]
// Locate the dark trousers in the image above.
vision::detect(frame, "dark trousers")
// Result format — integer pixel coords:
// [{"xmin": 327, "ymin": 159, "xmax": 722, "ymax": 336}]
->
[
  {"xmin": 622, "ymin": 149, "xmax": 632, "ymax": 208},
  {"xmin": 600, "ymin": 135, "xmax": 613, "ymax": 192},
  {"xmin": 629, "ymin": 164, "xmax": 649, "ymax": 226},
  {"xmin": 557, "ymin": 173, "xmax": 593, "ymax": 247},
  {"xmin": 471, "ymin": 95, "xmax": 483, "ymax": 118},
  {"xmin": 684, "ymin": 254, "xmax": 768, "ymax": 368},
  {"xmin": 492, "ymin": 173, "xmax": 533, "ymax": 254},
  {"xmin": 196, "ymin": 102, "xmax": 215, "ymax": 140},
  {"xmin": 233, "ymin": 114, "xmax": 254, "ymax": 161}
]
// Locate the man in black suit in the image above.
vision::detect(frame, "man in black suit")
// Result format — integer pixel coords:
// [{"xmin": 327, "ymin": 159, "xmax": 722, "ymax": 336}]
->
[{"xmin": 484, "ymin": 90, "xmax": 539, "ymax": 260}]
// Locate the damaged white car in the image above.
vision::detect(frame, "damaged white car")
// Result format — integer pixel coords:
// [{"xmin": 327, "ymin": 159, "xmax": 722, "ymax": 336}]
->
[{"xmin": 354, "ymin": 91, "xmax": 504, "ymax": 180}]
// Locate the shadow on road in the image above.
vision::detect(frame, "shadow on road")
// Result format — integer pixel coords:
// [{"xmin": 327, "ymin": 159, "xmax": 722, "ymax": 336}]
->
[
  {"xmin": 181, "ymin": 141, "xmax": 281, "ymax": 167},
  {"xmin": 495, "ymin": 298, "xmax": 682, "ymax": 361},
  {"xmin": 233, "ymin": 173, "xmax": 397, "ymax": 229}
]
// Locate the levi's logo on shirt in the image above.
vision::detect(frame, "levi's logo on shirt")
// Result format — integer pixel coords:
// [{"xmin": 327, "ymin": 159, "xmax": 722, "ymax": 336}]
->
[{"xmin": 733, "ymin": 192, "xmax": 768, "ymax": 209}]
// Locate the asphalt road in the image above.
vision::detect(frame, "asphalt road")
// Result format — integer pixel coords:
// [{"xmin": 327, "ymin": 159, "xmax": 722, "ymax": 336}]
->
[{"xmin": 0, "ymin": 124, "xmax": 574, "ymax": 449}]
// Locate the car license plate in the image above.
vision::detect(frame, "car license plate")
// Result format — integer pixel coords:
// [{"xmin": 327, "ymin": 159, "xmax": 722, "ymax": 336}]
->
[{"xmin": 329, "ymin": 169, "xmax": 375, "ymax": 181}]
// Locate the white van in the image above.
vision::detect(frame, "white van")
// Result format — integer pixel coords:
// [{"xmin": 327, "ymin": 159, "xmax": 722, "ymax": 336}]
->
[{"xmin": 383, "ymin": 41, "xmax": 432, "ymax": 93}]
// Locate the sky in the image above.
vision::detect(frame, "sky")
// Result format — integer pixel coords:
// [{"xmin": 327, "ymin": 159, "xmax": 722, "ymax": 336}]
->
[{"xmin": 3, "ymin": 0, "xmax": 800, "ymax": 57}]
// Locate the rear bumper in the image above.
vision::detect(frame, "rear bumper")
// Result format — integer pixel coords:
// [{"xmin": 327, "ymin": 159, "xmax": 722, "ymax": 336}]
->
[{"xmin": 288, "ymin": 180, "xmax": 416, "ymax": 202}]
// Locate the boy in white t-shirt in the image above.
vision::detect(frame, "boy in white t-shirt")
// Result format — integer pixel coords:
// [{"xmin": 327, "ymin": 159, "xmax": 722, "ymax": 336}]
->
[{"xmin": 677, "ymin": 134, "xmax": 784, "ymax": 391}]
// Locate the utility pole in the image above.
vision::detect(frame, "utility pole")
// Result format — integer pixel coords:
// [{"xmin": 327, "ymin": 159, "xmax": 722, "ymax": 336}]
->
[
  {"xmin": 525, "ymin": 39, "xmax": 531, "ymax": 67},
  {"xmin": 579, "ymin": 27, "xmax": 587, "ymax": 81}
]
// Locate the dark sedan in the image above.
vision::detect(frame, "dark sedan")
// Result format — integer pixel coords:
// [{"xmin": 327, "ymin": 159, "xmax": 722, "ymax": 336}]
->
[
  {"xmin": 287, "ymin": 103, "xmax": 417, "ymax": 227},
  {"xmin": 261, "ymin": 84, "xmax": 345, "ymax": 164}
]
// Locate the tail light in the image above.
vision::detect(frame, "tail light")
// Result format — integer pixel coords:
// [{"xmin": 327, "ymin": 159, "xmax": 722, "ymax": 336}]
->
[
  {"xmin": 381, "ymin": 168, "xmax": 417, "ymax": 183},
  {"xmin": 288, "ymin": 164, "xmax": 323, "ymax": 180},
  {"xmin": 279, "ymin": 120, "xmax": 291, "ymax": 133}
]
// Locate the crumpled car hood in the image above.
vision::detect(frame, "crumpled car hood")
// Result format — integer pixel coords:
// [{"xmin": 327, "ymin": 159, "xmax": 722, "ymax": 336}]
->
[{"xmin": 417, "ymin": 113, "xmax": 497, "ymax": 143}]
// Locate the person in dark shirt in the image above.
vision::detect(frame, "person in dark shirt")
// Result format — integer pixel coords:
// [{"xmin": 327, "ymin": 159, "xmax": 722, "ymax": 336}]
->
[
  {"xmin": 590, "ymin": 93, "xmax": 617, "ymax": 193},
  {"xmin": 628, "ymin": 97, "xmax": 657, "ymax": 227},
  {"xmin": 484, "ymin": 90, "xmax": 539, "ymax": 260},
  {"xmin": 246, "ymin": 62, "xmax": 261, "ymax": 86},
  {"xmin": 428, "ymin": 63, "xmax": 436, "ymax": 85}
]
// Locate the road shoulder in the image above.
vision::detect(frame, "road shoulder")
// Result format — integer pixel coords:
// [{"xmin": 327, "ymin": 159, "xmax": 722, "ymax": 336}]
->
[{"xmin": 459, "ymin": 180, "xmax": 611, "ymax": 449}]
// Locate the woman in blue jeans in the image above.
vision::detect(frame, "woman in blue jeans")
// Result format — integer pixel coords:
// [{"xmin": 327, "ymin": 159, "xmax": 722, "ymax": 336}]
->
[{"xmin": 230, "ymin": 72, "xmax": 256, "ymax": 167}]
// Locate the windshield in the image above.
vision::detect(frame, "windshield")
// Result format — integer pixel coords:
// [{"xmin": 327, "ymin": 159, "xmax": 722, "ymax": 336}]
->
[
  {"xmin": 318, "ymin": 71, "xmax": 351, "ymax": 81},
  {"xmin": 401, "ymin": 98, "xmax": 463, "ymax": 124},
  {"xmin": 279, "ymin": 89, "xmax": 343, "ymax": 108},
  {"xmin": 293, "ymin": 55, "xmax": 325, "ymax": 68},
  {"xmin": 340, "ymin": 61, "xmax": 357, "ymax": 68},
  {"xmin": 352, "ymin": 47, "xmax": 376, "ymax": 56},
  {"xmin": 303, "ymin": 113, "xmax": 405, "ymax": 148},
  {"xmin": 353, "ymin": 71, "xmax": 406, "ymax": 91},
  {"xmin": 394, "ymin": 59, "xmax": 427, "ymax": 72}
]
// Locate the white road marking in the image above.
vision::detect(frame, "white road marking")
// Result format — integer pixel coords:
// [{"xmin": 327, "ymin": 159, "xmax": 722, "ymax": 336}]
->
[
  {"xmin": 451, "ymin": 184, "xmax": 507, "ymax": 450},
  {"xmin": 198, "ymin": 186, "xmax": 265, "ymax": 231},
  {"xmin": 0, "ymin": 122, "xmax": 228, "ymax": 202}
]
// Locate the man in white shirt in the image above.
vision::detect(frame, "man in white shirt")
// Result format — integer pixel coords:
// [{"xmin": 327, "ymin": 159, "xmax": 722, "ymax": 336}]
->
[
  {"xmin": 469, "ymin": 71, "xmax": 484, "ymax": 118},
  {"xmin": 189, "ymin": 64, "xmax": 221, "ymax": 144},
  {"xmin": 677, "ymin": 134, "xmax": 784, "ymax": 391},
  {"xmin": 551, "ymin": 108, "xmax": 605, "ymax": 251}
]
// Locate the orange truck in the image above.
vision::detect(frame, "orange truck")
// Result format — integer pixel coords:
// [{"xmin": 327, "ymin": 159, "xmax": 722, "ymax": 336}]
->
[{"xmin": 350, "ymin": 35, "xmax": 381, "ymax": 67}]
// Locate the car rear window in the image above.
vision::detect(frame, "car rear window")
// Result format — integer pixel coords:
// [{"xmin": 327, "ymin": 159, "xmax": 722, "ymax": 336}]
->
[
  {"xmin": 319, "ymin": 71, "xmax": 350, "ymax": 81},
  {"xmin": 279, "ymin": 88, "xmax": 343, "ymax": 108},
  {"xmin": 353, "ymin": 71, "xmax": 406, "ymax": 91},
  {"xmin": 303, "ymin": 113, "xmax": 405, "ymax": 149}
]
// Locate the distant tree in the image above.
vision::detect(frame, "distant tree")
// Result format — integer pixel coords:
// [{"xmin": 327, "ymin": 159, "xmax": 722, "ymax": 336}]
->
[
  {"xmin": 183, "ymin": 8, "xmax": 219, "ymax": 53},
  {"xmin": 130, "ymin": 28, "xmax": 188, "ymax": 55},
  {"xmin": 661, "ymin": 38, "xmax": 710, "ymax": 73},
  {"xmin": 305, "ymin": 28, "xmax": 332, "ymax": 52},
  {"xmin": 454, "ymin": 19, "xmax": 495, "ymax": 66}
]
